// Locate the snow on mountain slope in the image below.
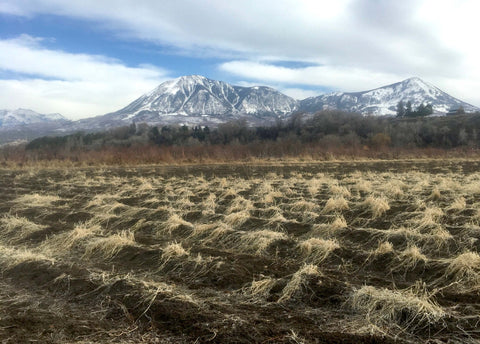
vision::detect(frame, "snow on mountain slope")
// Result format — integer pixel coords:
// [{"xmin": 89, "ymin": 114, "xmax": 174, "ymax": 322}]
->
[
  {"xmin": 0, "ymin": 109, "xmax": 68, "ymax": 128},
  {"xmin": 109, "ymin": 75, "xmax": 298, "ymax": 120},
  {"xmin": 299, "ymin": 77, "xmax": 479, "ymax": 115}
]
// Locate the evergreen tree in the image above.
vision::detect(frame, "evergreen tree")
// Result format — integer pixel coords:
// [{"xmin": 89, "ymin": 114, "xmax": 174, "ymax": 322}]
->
[
  {"xmin": 396, "ymin": 100, "xmax": 406, "ymax": 117},
  {"xmin": 406, "ymin": 101, "xmax": 413, "ymax": 116}
]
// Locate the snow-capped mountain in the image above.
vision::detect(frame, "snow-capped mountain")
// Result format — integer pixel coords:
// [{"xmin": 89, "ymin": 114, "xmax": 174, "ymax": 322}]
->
[
  {"xmin": 0, "ymin": 109, "xmax": 72, "ymax": 144},
  {"xmin": 2, "ymin": 76, "xmax": 480, "ymax": 143},
  {"xmin": 80, "ymin": 75, "xmax": 298, "ymax": 129},
  {"xmin": 299, "ymin": 77, "xmax": 479, "ymax": 115},
  {"xmin": 0, "ymin": 108, "xmax": 68, "ymax": 128}
]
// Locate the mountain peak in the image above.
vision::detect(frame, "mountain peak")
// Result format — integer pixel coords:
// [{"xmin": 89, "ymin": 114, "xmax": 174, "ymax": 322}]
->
[
  {"xmin": 300, "ymin": 77, "xmax": 479, "ymax": 115},
  {"xmin": 400, "ymin": 76, "xmax": 435, "ymax": 89},
  {"xmin": 112, "ymin": 75, "xmax": 298, "ymax": 122},
  {"xmin": 174, "ymin": 74, "xmax": 209, "ymax": 84},
  {"xmin": 0, "ymin": 108, "xmax": 68, "ymax": 128}
]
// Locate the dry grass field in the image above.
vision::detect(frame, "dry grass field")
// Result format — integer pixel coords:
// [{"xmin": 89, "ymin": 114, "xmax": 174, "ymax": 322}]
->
[{"xmin": 2, "ymin": 160, "xmax": 480, "ymax": 343}]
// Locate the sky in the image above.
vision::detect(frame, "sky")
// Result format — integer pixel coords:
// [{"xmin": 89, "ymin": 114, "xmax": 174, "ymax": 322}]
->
[{"xmin": 1, "ymin": 0, "xmax": 480, "ymax": 120}]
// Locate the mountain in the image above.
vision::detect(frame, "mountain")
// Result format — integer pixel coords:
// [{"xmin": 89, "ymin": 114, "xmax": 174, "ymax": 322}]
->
[
  {"xmin": 299, "ymin": 77, "xmax": 479, "ymax": 115},
  {"xmin": 0, "ymin": 109, "xmax": 71, "ymax": 144},
  {"xmin": 0, "ymin": 108, "xmax": 68, "ymax": 128},
  {"xmin": 77, "ymin": 75, "xmax": 298, "ymax": 129},
  {"xmin": 2, "ymin": 76, "xmax": 480, "ymax": 143}
]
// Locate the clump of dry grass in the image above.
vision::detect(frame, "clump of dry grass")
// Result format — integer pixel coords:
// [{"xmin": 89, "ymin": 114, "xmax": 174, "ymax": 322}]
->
[
  {"xmin": 448, "ymin": 197, "xmax": 467, "ymax": 212},
  {"xmin": 382, "ymin": 180, "xmax": 405, "ymax": 199},
  {"xmin": 203, "ymin": 223, "xmax": 234, "ymax": 244},
  {"xmin": 330, "ymin": 184, "xmax": 351, "ymax": 198},
  {"xmin": 362, "ymin": 196, "xmax": 390, "ymax": 218},
  {"xmin": 415, "ymin": 206, "xmax": 444, "ymax": 230},
  {"xmin": 243, "ymin": 276, "xmax": 277, "ymax": 299},
  {"xmin": 306, "ymin": 178, "xmax": 323, "ymax": 196},
  {"xmin": 162, "ymin": 214, "xmax": 194, "ymax": 234},
  {"xmin": 374, "ymin": 241, "xmax": 394, "ymax": 255},
  {"xmin": 322, "ymin": 196, "xmax": 349, "ymax": 213},
  {"xmin": 428, "ymin": 187, "xmax": 442, "ymax": 201},
  {"xmin": 350, "ymin": 282, "xmax": 445, "ymax": 330},
  {"xmin": 0, "ymin": 244, "xmax": 55, "ymax": 268},
  {"xmin": 266, "ymin": 208, "xmax": 288, "ymax": 228},
  {"xmin": 331, "ymin": 215, "xmax": 348, "ymax": 230},
  {"xmin": 161, "ymin": 241, "xmax": 190, "ymax": 266},
  {"xmin": 175, "ymin": 195, "xmax": 195, "ymax": 210},
  {"xmin": 227, "ymin": 196, "xmax": 254, "ymax": 214},
  {"xmin": 394, "ymin": 245, "xmax": 428, "ymax": 271},
  {"xmin": 83, "ymin": 230, "xmax": 136, "ymax": 259},
  {"xmin": 50, "ymin": 221, "xmax": 102, "ymax": 252},
  {"xmin": 238, "ymin": 230, "xmax": 288, "ymax": 254},
  {"xmin": 351, "ymin": 178, "xmax": 372, "ymax": 194},
  {"xmin": 224, "ymin": 210, "xmax": 250, "ymax": 228},
  {"xmin": 298, "ymin": 238, "xmax": 339, "ymax": 264},
  {"xmin": 256, "ymin": 181, "xmax": 282, "ymax": 204},
  {"xmin": 290, "ymin": 200, "xmax": 317, "ymax": 212},
  {"xmin": 445, "ymin": 251, "xmax": 480, "ymax": 286},
  {"xmin": 201, "ymin": 193, "xmax": 217, "ymax": 215},
  {"xmin": 13, "ymin": 193, "xmax": 61, "ymax": 207},
  {"xmin": 311, "ymin": 215, "xmax": 347, "ymax": 237},
  {"xmin": 278, "ymin": 264, "xmax": 322, "ymax": 303},
  {"xmin": 0, "ymin": 215, "xmax": 46, "ymax": 242}
]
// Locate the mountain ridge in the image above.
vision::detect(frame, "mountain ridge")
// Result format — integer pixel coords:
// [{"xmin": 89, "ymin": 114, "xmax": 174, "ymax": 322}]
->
[
  {"xmin": 0, "ymin": 108, "xmax": 69, "ymax": 128},
  {"xmin": 1, "ymin": 76, "xmax": 479, "ymax": 143},
  {"xmin": 299, "ymin": 77, "xmax": 479, "ymax": 115}
]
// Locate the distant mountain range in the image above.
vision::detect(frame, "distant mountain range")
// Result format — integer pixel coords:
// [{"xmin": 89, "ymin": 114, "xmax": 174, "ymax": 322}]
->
[
  {"xmin": 1, "ymin": 75, "xmax": 479, "ymax": 143},
  {"xmin": 300, "ymin": 77, "xmax": 478, "ymax": 115},
  {"xmin": 0, "ymin": 108, "xmax": 67, "ymax": 128}
]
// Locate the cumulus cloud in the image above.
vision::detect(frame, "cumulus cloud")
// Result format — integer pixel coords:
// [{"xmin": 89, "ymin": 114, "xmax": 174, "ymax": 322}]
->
[
  {"xmin": 0, "ymin": 0, "xmax": 464, "ymax": 72},
  {"xmin": 220, "ymin": 61, "xmax": 404, "ymax": 92},
  {"xmin": 0, "ymin": 35, "xmax": 168, "ymax": 119},
  {"xmin": 1, "ymin": 0, "xmax": 480, "ymax": 110}
]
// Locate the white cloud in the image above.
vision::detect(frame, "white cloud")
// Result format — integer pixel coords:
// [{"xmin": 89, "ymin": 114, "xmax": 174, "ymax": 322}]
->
[
  {"xmin": 220, "ymin": 61, "xmax": 404, "ymax": 92},
  {"xmin": 2, "ymin": 1, "xmax": 480, "ymax": 109},
  {"xmin": 279, "ymin": 88, "xmax": 321, "ymax": 100},
  {"xmin": 0, "ymin": 35, "xmax": 168, "ymax": 119},
  {"xmin": 219, "ymin": 60, "xmax": 480, "ymax": 106}
]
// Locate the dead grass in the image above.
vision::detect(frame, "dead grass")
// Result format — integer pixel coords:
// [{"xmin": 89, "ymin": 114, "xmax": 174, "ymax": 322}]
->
[
  {"xmin": 350, "ymin": 282, "xmax": 445, "ymax": 330},
  {"xmin": 373, "ymin": 241, "xmax": 394, "ymax": 255},
  {"xmin": 278, "ymin": 264, "xmax": 321, "ymax": 303},
  {"xmin": 244, "ymin": 276, "xmax": 277, "ymax": 299},
  {"xmin": 0, "ymin": 215, "xmax": 46, "ymax": 242},
  {"xmin": 448, "ymin": 197, "xmax": 467, "ymax": 212},
  {"xmin": 83, "ymin": 230, "xmax": 136, "ymax": 259},
  {"xmin": 445, "ymin": 251, "xmax": 480, "ymax": 286},
  {"xmin": 224, "ymin": 210, "xmax": 251, "ymax": 228},
  {"xmin": 238, "ymin": 230, "xmax": 288, "ymax": 254},
  {"xmin": 290, "ymin": 200, "xmax": 318, "ymax": 212},
  {"xmin": 44, "ymin": 221, "xmax": 103, "ymax": 254},
  {"xmin": 298, "ymin": 238, "xmax": 339, "ymax": 264},
  {"xmin": 393, "ymin": 244, "xmax": 428, "ymax": 271},
  {"xmin": 162, "ymin": 214, "xmax": 194, "ymax": 234},
  {"xmin": 0, "ymin": 244, "xmax": 55, "ymax": 268},
  {"xmin": 361, "ymin": 196, "xmax": 390, "ymax": 218},
  {"xmin": 227, "ymin": 196, "xmax": 254, "ymax": 214},
  {"xmin": 161, "ymin": 242, "xmax": 190, "ymax": 266},
  {"xmin": 201, "ymin": 193, "xmax": 217, "ymax": 215},
  {"xmin": 13, "ymin": 193, "xmax": 61, "ymax": 207},
  {"xmin": 322, "ymin": 196, "xmax": 349, "ymax": 213}
]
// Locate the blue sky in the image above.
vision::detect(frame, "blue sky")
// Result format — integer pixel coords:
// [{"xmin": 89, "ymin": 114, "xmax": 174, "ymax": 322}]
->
[{"xmin": 1, "ymin": 0, "xmax": 479, "ymax": 119}]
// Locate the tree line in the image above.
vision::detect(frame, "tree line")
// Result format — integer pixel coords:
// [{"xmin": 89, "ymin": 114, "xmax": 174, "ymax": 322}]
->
[
  {"xmin": 23, "ymin": 110, "xmax": 480, "ymax": 156},
  {"xmin": 396, "ymin": 101, "xmax": 434, "ymax": 117}
]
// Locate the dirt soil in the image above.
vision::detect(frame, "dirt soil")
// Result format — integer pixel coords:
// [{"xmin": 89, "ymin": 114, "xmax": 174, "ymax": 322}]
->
[{"xmin": 1, "ymin": 159, "xmax": 480, "ymax": 343}]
